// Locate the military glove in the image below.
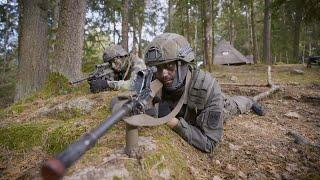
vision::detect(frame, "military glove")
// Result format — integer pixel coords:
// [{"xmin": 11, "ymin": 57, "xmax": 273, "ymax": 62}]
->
[{"xmin": 88, "ymin": 77, "xmax": 109, "ymax": 93}]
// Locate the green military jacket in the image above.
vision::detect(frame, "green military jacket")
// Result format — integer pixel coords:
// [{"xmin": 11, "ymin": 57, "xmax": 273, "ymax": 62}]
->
[{"xmin": 159, "ymin": 68, "xmax": 224, "ymax": 153}]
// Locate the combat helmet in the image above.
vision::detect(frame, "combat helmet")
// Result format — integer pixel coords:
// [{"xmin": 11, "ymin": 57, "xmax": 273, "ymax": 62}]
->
[
  {"xmin": 144, "ymin": 33, "xmax": 194, "ymax": 66},
  {"xmin": 103, "ymin": 44, "xmax": 128, "ymax": 63},
  {"xmin": 144, "ymin": 33, "xmax": 195, "ymax": 91}
]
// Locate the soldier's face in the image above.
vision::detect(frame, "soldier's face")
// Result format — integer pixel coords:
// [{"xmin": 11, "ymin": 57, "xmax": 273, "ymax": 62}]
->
[
  {"xmin": 155, "ymin": 62, "xmax": 177, "ymax": 88},
  {"xmin": 111, "ymin": 58, "xmax": 123, "ymax": 72}
]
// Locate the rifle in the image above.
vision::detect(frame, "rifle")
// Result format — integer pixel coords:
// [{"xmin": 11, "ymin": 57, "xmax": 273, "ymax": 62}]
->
[
  {"xmin": 41, "ymin": 67, "xmax": 158, "ymax": 180},
  {"xmin": 70, "ymin": 62, "xmax": 113, "ymax": 85}
]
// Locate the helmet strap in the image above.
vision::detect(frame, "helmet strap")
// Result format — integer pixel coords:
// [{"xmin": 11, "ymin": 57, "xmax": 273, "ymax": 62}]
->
[{"xmin": 176, "ymin": 61, "xmax": 182, "ymax": 88}]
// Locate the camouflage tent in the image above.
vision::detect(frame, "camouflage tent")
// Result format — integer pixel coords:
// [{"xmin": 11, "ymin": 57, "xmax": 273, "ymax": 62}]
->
[{"xmin": 214, "ymin": 39, "xmax": 253, "ymax": 65}]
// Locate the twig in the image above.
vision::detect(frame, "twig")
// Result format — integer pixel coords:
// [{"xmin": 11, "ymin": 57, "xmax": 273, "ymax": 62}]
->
[
  {"xmin": 253, "ymin": 66, "xmax": 280, "ymax": 101},
  {"xmin": 220, "ymin": 83, "xmax": 269, "ymax": 87},
  {"xmin": 287, "ymin": 130, "xmax": 320, "ymax": 148},
  {"xmin": 267, "ymin": 66, "xmax": 272, "ymax": 87}
]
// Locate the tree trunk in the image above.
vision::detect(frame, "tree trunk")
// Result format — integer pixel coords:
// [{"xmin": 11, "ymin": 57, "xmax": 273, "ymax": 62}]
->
[
  {"xmin": 3, "ymin": 9, "xmax": 9, "ymax": 73},
  {"xmin": 15, "ymin": 0, "xmax": 49, "ymax": 101},
  {"xmin": 204, "ymin": 0, "xmax": 213, "ymax": 72},
  {"xmin": 49, "ymin": 0, "xmax": 60, "ymax": 61},
  {"xmin": 229, "ymin": 0, "xmax": 235, "ymax": 46},
  {"xmin": 186, "ymin": 0, "xmax": 191, "ymax": 43},
  {"xmin": 52, "ymin": 0, "xmax": 86, "ymax": 81},
  {"xmin": 113, "ymin": 9, "xmax": 116, "ymax": 44},
  {"xmin": 212, "ymin": 0, "xmax": 216, "ymax": 64},
  {"xmin": 121, "ymin": 0, "xmax": 129, "ymax": 52},
  {"xmin": 292, "ymin": 2, "xmax": 303, "ymax": 63},
  {"xmin": 168, "ymin": 0, "xmax": 172, "ymax": 32},
  {"xmin": 201, "ymin": 0, "xmax": 206, "ymax": 66},
  {"xmin": 138, "ymin": 18, "xmax": 143, "ymax": 57},
  {"xmin": 132, "ymin": 25, "xmax": 138, "ymax": 54},
  {"xmin": 194, "ymin": 5, "xmax": 198, "ymax": 65},
  {"xmin": 263, "ymin": 0, "xmax": 271, "ymax": 65},
  {"xmin": 250, "ymin": 0, "xmax": 258, "ymax": 64}
]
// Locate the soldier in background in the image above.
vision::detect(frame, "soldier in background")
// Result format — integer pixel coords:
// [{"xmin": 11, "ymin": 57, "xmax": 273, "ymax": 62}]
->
[
  {"xmin": 144, "ymin": 33, "xmax": 264, "ymax": 153},
  {"xmin": 89, "ymin": 44, "xmax": 146, "ymax": 93}
]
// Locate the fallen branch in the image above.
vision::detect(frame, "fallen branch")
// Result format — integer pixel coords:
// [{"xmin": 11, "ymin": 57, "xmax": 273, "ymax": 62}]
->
[
  {"xmin": 253, "ymin": 66, "xmax": 280, "ymax": 101},
  {"xmin": 287, "ymin": 130, "xmax": 320, "ymax": 148},
  {"xmin": 220, "ymin": 83, "xmax": 269, "ymax": 87},
  {"xmin": 301, "ymin": 95, "xmax": 320, "ymax": 102}
]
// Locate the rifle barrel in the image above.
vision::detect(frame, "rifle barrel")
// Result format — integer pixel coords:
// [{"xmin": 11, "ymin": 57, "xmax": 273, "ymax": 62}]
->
[
  {"xmin": 70, "ymin": 77, "xmax": 88, "ymax": 85},
  {"xmin": 41, "ymin": 101, "xmax": 134, "ymax": 180}
]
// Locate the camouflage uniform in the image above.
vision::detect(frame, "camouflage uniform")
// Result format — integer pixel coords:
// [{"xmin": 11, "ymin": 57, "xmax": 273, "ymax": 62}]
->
[
  {"xmin": 142, "ymin": 33, "xmax": 260, "ymax": 153},
  {"xmin": 89, "ymin": 45, "xmax": 146, "ymax": 92},
  {"xmin": 107, "ymin": 54, "xmax": 146, "ymax": 90},
  {"xmin": 158, "ymin": 68, "xmax": 254, "ymax": 153}
]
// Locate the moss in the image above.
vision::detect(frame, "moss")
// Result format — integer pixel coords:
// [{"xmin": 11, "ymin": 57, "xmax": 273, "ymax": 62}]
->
[
  {"xmin": 0, "ymin": 102, "xmax": 26, "ymax": 119},
  {"xmin": 45, "ymin": 120, "xmax": 87, "ymax": 154},
  {"xmin": 126, "ymin": 127, "xmax": 191, "ymax": 179},
  {"xmin": 113, "ymin": 176, "xmax": 122, "ymax": 180},
  {"xmin": 10, "ymin": 103, "xmax": 25, "ymax": 114},
  {"xmin": 42, "ymin": 72, "xmax": 72, "ymax": 98},
  {"xmin": 0, "ymin": 123, "xmax": 48, "ymax": 150}
]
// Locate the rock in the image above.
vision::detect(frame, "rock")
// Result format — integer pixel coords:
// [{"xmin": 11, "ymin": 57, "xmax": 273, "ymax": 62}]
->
[
  {"xmin": 285, "ymin": 163, "xmax": 298, "ymax": 172},
  {"xmin": 158, "ymin": 169, "xmax": 170, "ymax": 179},
  {"xmin": 292, "ymin": 148, "xmax": 298, "ymax": 153},
  {"xmin": 212, "ymin": 175, "xmax": 222, "ymax": 180},
  {"xmin": 226, "ymin": 164, "xmax": 236, "ymax": 171},
  {"xmin": 282, "ymin": 172, "xmax": 293, "ymax": 180},
  {"xmin": 37, "ymin": 107, "xmax": 50, "ymax": 116},
  {"xmin": 229, "ymin": 143, "xmax": 240, "ymax": 151},
  {"xmin": 36, "ymin": 97, "xmax": 96, "ymax": 116},
  {"xmin": 230, "ymin": 76, "xmax": 238, "ymax": 82},
  {"xmin": 138, "ymin": 136, "xmax": 157, "ymax": 152},
  {"xmin": 291, "ymin": 69, "xmax": 304, "ymax": 75},
  {"xmin": 288, "ymin": 82, "xmax": 300, "ymax": 86},
  {"xmin": 67, "ymin": 97, "xmax": 95, "ymax": 113},
  {"xmin": 238, "ymin": 171, "xmax": 247, "ymax": 179},
  {"xmin": 284, "ymin": 111, "xmax": 301, "ymax": 119},
  {"xmin": 64, "ymin": 164, "xmax": 130, "ymax": 180}
]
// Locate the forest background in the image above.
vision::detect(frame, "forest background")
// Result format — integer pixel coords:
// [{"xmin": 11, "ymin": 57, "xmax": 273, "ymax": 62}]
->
[{"xmin": 0, "ymin": 0, "xmax": 319, "ymax": 108}]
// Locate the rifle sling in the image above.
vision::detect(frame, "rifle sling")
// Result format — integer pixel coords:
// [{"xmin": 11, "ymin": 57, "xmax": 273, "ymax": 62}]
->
[{"xmin": 124, "ymin": 70, "xmax": 191, "ymax": 126}]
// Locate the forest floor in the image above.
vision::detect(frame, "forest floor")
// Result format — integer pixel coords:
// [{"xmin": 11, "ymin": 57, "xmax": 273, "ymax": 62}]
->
[{"xmin": 0, "ymin": 64, "xmax": 319, "ymax": 179}]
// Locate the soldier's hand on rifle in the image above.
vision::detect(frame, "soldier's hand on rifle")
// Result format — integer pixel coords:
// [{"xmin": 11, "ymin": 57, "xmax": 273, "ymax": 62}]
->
[
  {"xmin": 88, "ymin": 77, "xmax": 110, "ymax": 93},
  {"xmin": 167, "ymin": 118, "xmax": 179, "ymax": 128},
  {"xmin": 106, "ymin": 81, "xmax": 119, "ymax": 90}
]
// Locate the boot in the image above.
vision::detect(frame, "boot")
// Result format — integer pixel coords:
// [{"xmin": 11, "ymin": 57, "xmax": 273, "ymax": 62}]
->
[{"xmin": 251, "ymin": 101, "xmax": 265, "ymax": 116}]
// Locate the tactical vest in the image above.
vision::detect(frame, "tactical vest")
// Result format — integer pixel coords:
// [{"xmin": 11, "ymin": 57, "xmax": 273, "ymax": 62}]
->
[{"xmin": 187, "ymin": 69, "xmax": 216, "ymax": 111}]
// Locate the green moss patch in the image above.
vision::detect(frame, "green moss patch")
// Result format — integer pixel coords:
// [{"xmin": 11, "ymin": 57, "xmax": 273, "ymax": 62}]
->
[
  {"xmin": 0, "ymin": 123, "xmax": 48, "ymax": 150},
  {"xmin": 42, "ymin": 72, "xmax": 72, "ymax": 97},
  {"xmin": 0, "ymin": 103, "xmax": 26, "ymax": 119},
  {"xmin": 45, "ymin": 121, "xmax": 88, "ymax": 154}
]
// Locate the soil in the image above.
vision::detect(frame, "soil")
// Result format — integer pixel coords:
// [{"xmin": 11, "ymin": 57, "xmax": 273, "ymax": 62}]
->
[{"xmin": 1, "ymin": 64, "xmax": 319, "ymax": 179}]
